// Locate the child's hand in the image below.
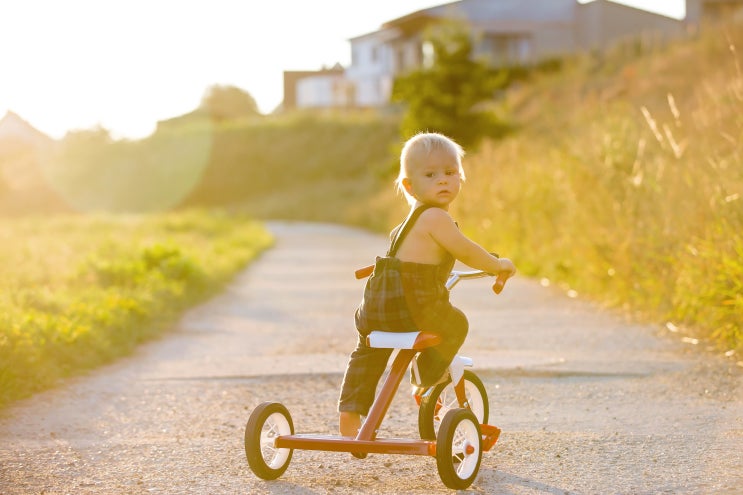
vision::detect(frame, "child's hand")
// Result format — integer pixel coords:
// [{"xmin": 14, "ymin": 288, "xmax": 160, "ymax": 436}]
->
[
  {"xmin": 497, "ymin": 258, "xmax": 516, "ymax": 278},
  {"xmin": 492, "ymin": 258, "xmax": 516, "ymax": 295}
]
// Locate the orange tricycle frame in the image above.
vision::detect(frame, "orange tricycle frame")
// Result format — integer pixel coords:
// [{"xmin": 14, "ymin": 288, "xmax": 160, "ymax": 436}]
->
[{"xmin": 273, "ymin": 332, "xmax": 500, "ymax": 457}]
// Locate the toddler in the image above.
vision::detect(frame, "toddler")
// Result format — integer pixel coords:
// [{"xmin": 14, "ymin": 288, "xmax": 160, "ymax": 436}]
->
[{"xmin": 338, "ymin": 132, "xmax": 516, "ymax": 437}]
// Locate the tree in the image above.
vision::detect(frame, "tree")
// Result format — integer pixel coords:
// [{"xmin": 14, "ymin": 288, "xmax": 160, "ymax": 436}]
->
[
  {"xmin": 201, "ymin": 84, "xmax": 260, "ymax": 121},
  {"xmin": 391, "ymin": 21, "xmax": 509, "ymax": 149}
]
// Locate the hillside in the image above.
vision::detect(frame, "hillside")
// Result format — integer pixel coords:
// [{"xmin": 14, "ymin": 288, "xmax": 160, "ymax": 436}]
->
[{"xmin": 457, "ymin": 23, "xmax": 742, "ymax": 352}]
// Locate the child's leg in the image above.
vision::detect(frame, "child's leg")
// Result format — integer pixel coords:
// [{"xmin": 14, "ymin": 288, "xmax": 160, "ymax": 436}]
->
[
  {"xmin": 415, "ymin": 307, "xmax": 468, "ymax": 387},
  {"xmin": 339, "ymin": 411, "xmax": 361, "ymax": 437},
  {"xmin": 338, "ymin": 333, "xmax": 392, "ymax": 435}
]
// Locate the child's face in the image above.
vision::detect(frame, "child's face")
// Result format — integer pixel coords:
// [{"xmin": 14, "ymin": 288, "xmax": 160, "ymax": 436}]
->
[{"xmin": 402, "ymin": 148, "xmax": 461, "ymax": 210}]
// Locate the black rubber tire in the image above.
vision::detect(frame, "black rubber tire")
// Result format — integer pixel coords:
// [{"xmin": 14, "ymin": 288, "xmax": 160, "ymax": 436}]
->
[
  {"xmin": 244, "ymin": 401, "xmax": 294, "ymax": 480},
  {"xmin": 436, "ymin": 408, "xmax": 483, "ymax": 490},
  {"xmin": 418, "ymin": 370, "xmax": 489, "ymax": 440}
]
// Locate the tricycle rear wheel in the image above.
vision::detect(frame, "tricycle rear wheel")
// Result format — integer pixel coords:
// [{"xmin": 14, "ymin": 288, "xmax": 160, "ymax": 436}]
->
[{"xmin": 245, "ymin": 401, "xmax": 294, "ymax": 480}]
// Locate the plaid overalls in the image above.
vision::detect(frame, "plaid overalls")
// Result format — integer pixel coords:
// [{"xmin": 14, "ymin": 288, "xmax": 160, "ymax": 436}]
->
[{"xmin": 338, "ymin": 206, "xmax": 468, "ymax": 416}]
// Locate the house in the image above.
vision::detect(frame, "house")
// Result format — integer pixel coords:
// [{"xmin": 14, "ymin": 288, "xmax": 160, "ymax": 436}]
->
[
  {"xmin": 282, "ymin": 63, "xmax": 351, "ymax": 111},
  {"xmin": 0, "ymin": 110, "xmax": 52, "ymax": 147},
  {"xmin": 345, "ymin": 0, "xmax": 686, "ymax": 108},
  {"xmin": 0, "ymin": 111, "xmax": 54, "ymax": 191}
]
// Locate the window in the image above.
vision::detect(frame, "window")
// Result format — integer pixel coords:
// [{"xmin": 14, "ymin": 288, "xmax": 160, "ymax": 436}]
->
[
  {"xmin": 422, "ymin": 41, "xmax": 435, "ymax": 69},
  {"xmin": 395, "ymin": 48, "xmax": 405, "ymax": 72}
]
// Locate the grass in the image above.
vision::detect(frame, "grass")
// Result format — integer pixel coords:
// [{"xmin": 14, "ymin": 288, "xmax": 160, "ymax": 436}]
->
[{"xmin": 0, "ymin": 209, "xmax": 273, "ymax": 408}]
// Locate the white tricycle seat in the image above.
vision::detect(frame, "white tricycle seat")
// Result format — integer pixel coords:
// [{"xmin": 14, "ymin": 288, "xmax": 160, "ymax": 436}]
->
[{"xmin": 366, "ymin": 330, "xmax": 474, "ymax": 386}]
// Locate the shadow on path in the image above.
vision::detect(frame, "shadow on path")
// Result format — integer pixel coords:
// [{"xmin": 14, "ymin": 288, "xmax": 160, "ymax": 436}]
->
[{"xmin": 481, "ymin": 468, "xmax": 583, "ymax": 495}]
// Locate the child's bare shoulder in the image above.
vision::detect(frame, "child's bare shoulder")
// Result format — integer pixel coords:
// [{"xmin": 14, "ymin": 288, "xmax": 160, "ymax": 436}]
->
[{"xmin": 419, "ymin": 207, "xmax": 455, "ymax": 225}]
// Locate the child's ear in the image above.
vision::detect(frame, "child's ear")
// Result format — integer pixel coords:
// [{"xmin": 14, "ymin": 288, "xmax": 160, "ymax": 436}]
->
[{"xmin": 402, "ymin": 177, "xmax": 413, "ymax": 194}]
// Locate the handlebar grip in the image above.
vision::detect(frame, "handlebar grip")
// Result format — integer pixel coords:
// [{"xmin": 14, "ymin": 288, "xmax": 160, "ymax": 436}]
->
[
  {"xmin": 355, "ymin": 265, "xmax": 374, "ymax": 279},
  {"xmin": 492, "ymin": 274, "xmax": 508, "ymax": 294}
]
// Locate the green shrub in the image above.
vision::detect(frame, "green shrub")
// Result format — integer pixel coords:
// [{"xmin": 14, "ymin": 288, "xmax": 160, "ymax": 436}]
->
[{"xmin": 0, "ymin": 210, "xmax": 272, "ymax": 407}]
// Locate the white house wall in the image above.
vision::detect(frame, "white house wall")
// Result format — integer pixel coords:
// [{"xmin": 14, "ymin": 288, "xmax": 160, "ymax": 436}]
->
[
  {"xmin": 296, "ymin": 74, "xmax": 348, "ymax": 108},
  {"xmin": 345, "ymin": 30, "xmax": 397, "ymax": 106}
]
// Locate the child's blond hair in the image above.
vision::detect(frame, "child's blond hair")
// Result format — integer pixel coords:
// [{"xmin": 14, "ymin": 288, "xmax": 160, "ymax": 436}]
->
[{"xmin": 395, "ymin": 132, "xmax": 466, "ymax": 204}]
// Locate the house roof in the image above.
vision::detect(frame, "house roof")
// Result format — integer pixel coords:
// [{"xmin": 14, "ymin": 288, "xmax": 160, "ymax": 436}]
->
[
  {"xmin": 383, "ymin": 0, "xmax": 578, "ymax": 29},
  {"xmin": 379, "ymin": 0, "xmax": 680, "ymax": 36},
  {"xmin": 348, "ymin": 26, "xmax": 403, "ymax": 43},
  {"xmin": 376, "ymin": 0, "xmax": 579, "ymax": 39}
]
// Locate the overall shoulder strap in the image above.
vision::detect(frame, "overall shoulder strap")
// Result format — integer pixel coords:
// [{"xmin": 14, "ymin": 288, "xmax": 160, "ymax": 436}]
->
[{"xmin": 387, "ymin": 205, "xmax": 432, "ymax": 257}]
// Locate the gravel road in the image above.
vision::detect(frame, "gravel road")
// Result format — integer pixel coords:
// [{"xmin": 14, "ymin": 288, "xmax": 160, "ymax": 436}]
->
[{"xmin": 1, "ymin": 222, "xmax": 741, "ymax": 494}]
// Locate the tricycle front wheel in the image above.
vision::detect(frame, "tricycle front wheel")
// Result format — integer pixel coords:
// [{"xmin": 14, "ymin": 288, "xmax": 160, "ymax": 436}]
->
[{"xmin": 436, "ymin": 408, "xmax": 483, "ymax": 490}]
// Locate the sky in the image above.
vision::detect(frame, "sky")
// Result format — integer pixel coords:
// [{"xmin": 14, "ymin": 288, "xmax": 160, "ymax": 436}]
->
[{"xmin": 0, "ymin": 0, "xmax": 685, "ymax": 140}]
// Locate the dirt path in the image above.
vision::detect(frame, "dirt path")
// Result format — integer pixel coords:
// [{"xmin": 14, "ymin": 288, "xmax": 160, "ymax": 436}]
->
[{"xmin": 1, "ymin": 222, "xmax": 741, "ymax": 494}]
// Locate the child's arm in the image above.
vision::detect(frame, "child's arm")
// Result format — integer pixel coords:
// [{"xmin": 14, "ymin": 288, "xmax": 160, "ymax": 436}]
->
[{"xmin": 423, "ymin": 208, "xmax": 516, "ymax": 277}]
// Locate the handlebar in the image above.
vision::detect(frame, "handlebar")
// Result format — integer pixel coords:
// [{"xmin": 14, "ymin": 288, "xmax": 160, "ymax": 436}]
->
[
  {"xmin": 355, "ymin": 265, "xmax": 374, "ymax": 279},
  {"xmin": 355, "ymin": 265, "xmax": 509, "ymax": 294},
  {"xmin": 493, "ymin": 274, "xmax": 508, "ymax": 294},
  {"xmin": 446, "ymin": 270, "xmax": 508, "ymax": 294}
]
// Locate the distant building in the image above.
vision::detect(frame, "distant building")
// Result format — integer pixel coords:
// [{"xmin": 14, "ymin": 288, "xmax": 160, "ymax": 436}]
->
[
  {"xmin": 345, "ymin": 0, "xmax": 685, "ymax": 108},
  {"xmin": 282, "ymin": 64, "xmax": 350, "ymax": 111},
  {"xmin": 0, "ymin": 111, "xmax": 68, "ymax": 214},
  {"xmin": 0, "ymin": 111, "xmax": 52, "ymax": 147},
  {"xmin": 0, "ymin": 111, "xmax": 54, "ymax": 191}
]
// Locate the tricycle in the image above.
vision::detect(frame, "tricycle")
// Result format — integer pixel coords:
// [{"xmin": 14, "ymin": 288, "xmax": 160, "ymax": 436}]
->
[{"xmin": 244, "ymin": 268, "xmax": 507, "ymax": 489}]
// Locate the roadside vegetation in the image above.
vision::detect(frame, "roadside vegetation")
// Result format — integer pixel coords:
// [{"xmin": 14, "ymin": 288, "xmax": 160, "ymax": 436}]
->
[
  {"xmin": 457, "ymin": 26, "xmax": 742, "ymax": 352},
  {"xmin": 0, "ymin": 211, "xmax": 272, "ymax": 407}
]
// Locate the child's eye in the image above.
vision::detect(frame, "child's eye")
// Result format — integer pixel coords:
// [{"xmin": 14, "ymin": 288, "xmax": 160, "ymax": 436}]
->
[
  {"xmin": 446, "ymin": 170, "xmax": 457, "ymax": 176},
  {"xmin": 425, "ymin": 172, "xmax": 434, "ymax": 178}
]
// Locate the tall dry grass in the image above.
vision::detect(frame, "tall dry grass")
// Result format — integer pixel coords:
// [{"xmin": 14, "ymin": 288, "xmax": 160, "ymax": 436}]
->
[{"xmin": 459, "ymin": 25, "xmax": 742, "ymax": 350}]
